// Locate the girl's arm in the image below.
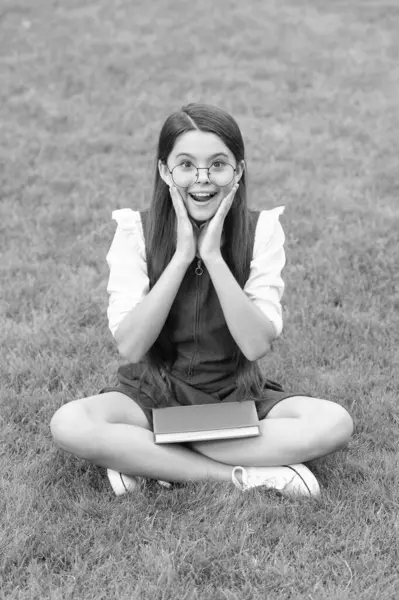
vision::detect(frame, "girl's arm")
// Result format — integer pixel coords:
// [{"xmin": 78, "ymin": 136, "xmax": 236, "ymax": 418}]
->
[
  {"xmin": 114, "ymin": 253, "xmax": 190, "ymax": 363},
  {"xmin": 199, "ymin": 206, "xmax": 285, "ymax": 362},
  {"xmin": 204, "ymin": 256, "xmax": 276, "ymax": 361},
  {"xmin": 107, "ymin": 208, "xmax": 193, "ymax": 365}
]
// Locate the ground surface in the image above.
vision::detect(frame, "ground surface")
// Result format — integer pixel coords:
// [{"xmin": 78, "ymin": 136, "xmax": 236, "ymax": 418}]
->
[{"xmin": 1, "ymin": 1, "xmax": 398, "ymax": 598}]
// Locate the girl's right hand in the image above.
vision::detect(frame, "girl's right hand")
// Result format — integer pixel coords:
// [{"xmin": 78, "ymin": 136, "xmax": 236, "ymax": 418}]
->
[{"xmin": 169, "ymin": 185, "xmax": 197, "ymax": 264}]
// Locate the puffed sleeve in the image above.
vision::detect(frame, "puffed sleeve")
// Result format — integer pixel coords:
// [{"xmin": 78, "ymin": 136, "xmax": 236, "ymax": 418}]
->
[
  {"xmin": 243, "ymin": 206, "xmax": 286, "ymax": 338},
  {"xmin": 106, "ymin": 209, "xmax": 149, "ymax": 338}
]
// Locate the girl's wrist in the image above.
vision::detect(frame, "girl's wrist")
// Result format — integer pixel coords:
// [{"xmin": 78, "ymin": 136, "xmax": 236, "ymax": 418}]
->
[
  {"xmin": 201, "ymin": 251, "xmax": 223, "ymax": 265},
  {"xmin": 172, "ymin": 252, "xmax": 193, "ymax": 268}
]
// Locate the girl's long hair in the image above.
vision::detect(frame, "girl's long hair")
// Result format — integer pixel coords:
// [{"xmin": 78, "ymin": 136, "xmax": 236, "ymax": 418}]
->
[{"xmin": 138, "ymin": 103, "xmax": 268, "ymax": 404}]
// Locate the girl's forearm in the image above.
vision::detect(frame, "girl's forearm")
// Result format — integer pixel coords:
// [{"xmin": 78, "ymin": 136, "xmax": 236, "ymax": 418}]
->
[
  {"xmin": 203, "ymin": 254, "xmax": 276, "ymax": 361},
  {"xmin": 114, "ymin": 254, "xmax": 190, "ymax": 363}
]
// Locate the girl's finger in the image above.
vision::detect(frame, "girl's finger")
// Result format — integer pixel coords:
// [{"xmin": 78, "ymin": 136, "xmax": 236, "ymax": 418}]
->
[
  {"xmin": 215, "ymin": 183, "xmax": 239, "ymax": 220},
  {"xmin": 169, "ymin": 185, "xmax": 183, "ymax": 213},
  {"xmin": 170, "ymin": 186, "xmax": 190, "ymax": 220},
  {"xmin": 227, "ymin": 182, "xmax": 239, "ymax": 201}
]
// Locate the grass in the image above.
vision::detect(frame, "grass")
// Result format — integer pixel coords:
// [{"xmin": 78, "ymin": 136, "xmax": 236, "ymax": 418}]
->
[{"xmin": 1, "ymin": 0, "xmax": 399, "ymax": 598}]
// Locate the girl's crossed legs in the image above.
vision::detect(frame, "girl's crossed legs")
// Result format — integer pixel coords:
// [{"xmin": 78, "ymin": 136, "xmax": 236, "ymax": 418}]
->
[{"xmin": 50, "ymin": 392, "xmax": 354, "ymax": 484}]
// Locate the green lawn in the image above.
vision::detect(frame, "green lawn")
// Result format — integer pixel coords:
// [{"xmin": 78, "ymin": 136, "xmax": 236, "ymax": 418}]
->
[{"xmin": 1, "ymin": 0, "xmax": 399, "ymax": 598}]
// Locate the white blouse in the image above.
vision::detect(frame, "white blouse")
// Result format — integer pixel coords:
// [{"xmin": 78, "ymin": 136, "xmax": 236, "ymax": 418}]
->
[{"xmin": 106, "ymin": 207, "xmax": 286, "ymax": 339}]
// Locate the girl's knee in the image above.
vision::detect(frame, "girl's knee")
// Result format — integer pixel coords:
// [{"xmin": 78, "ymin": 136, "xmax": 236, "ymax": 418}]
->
[
  {"xmin": 319, "ymin": 403, "xmax": 354, "ymax": 454},
  {"xmin": 50, "ymin": 400, "xmax": 94, "ymax": 455},
  {"xmin": 336, "ymin": 405, "xmax": 354, "ymax": 446}
]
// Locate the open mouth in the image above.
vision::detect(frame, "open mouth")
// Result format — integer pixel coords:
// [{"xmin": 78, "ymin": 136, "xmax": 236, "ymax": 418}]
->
[{"xmin": 189, "ymin": 192, "xmax": 217, "ymax": 203}]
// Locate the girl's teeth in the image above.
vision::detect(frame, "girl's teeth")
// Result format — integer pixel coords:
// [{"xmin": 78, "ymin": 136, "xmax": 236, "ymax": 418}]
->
[{"xmin": 190, "ymin": 193, "xmax": 216, "ymax": 202}]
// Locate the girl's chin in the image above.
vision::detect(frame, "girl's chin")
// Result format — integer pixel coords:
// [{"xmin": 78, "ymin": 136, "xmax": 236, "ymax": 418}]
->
[{"xmin": 188, "ymin": 207, "xmax": 218, "ymax": 223}]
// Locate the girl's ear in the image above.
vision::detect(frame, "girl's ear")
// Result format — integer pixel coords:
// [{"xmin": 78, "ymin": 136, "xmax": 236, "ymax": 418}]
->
[
  {"xmin": 158, "ymin": 160, "xmax": 172, "ymax": 186},
  {"xmin": 235, "ymin": 160, "xmax": 245, "ymax": 183}
]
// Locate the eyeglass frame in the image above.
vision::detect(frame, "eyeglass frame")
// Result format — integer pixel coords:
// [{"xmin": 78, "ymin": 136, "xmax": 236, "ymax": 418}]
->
[{"xmin": 166, "ymin": 162, "xmax": 237, "ymax": 188}]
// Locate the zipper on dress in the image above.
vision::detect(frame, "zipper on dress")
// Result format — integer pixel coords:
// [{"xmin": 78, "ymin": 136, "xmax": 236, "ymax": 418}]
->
[
  {"xmin": 188, "ymin": 264, "xmax": 201, "ymax": 377},
  {"xmin": 195, "ymin": 258, "xmax": 203, "ymax": 276}
]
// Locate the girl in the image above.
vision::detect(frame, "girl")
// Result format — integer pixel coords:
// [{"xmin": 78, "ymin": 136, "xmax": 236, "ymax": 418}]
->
[{"xmin": 50, "ymin": 103, "xmax": 354, "ymax": 498}]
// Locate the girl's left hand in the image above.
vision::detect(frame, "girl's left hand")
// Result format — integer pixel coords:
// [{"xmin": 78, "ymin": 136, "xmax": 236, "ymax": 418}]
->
[{"xmin": 197, "ymin": 183, "xmax": 239, "ymax": 261}]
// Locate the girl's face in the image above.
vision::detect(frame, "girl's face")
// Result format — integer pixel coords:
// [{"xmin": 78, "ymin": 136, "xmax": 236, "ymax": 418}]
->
[{"xmin": 159, "ymin": 130, "xmax": 244, "ymax": 222}]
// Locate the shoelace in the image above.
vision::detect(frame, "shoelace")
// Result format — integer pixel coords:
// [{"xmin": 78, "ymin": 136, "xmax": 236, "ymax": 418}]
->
[
  {"xmin": 232, "ymin": 466, "xmax": 294, "ymax": 491},
  {"xmin": 119, "ymin": 473, "xmax": 173, "ymax": 490},
  {"xmin": 157, "ymin": 480, "xmax": 173, "ymax": 489}
]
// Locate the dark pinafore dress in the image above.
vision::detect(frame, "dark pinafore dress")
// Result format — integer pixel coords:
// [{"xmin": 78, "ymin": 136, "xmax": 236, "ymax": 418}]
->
[{"xmin": 99, "ymin": 208, "xmax": 304, "ymax": 429}]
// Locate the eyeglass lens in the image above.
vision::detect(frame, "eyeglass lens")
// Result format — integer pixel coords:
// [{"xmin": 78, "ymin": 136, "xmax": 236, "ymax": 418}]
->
[{"xmin": 171, "ymin": 164, "xmax": 235, "ymax": 188}]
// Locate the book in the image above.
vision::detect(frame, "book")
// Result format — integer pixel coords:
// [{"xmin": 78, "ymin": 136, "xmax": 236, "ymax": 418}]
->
[{"xmin": 153, "ymin": 400, "xmax": 260, "ymax": 444}]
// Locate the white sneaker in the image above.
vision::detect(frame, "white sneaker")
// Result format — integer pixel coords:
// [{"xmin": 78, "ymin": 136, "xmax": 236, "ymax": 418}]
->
[
  {"xmin": 107, "ymin": 469, "xmax": 173, "ymax": 496},
  {"xmin": 107, "ymin": 469, "xmax": 141, "ymax": 496},
  {"xmin": 232, "ymin": 464, "xmax": 321, "ymax": 498}
]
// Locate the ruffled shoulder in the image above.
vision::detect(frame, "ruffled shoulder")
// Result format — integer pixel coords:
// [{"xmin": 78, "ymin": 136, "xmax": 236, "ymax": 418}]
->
[
  {"xmin": 111, "ymin": 209, "xmax": 145, "ymax": 257},
  {"xmin": 111, "ymin": 208, "xmax": 142, "ymax": 231},
  {"xmin": 254, "ymin": 206, "xmax": 285, "ymax": 248}
]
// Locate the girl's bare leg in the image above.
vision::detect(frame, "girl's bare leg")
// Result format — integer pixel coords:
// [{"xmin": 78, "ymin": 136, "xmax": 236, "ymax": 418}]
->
[
  {"xmin": 187, "ymin": 396, "xmax": 354, "ymax": 467},
  {"xmin": 50, "ymin": 392, "xmax": 233, "ymax": 483}
]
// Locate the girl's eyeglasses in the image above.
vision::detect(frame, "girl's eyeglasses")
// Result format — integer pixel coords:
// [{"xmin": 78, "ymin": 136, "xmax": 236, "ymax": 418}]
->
[{"xmin": 168, "ymin": 161, "xmax": 236, "ymax": 188}]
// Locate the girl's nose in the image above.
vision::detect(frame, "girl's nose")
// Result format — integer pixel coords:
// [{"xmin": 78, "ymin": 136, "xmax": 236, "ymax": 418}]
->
[{"xmin": 196, "ymin": 168, "xmax": 211, "ymax": 184}]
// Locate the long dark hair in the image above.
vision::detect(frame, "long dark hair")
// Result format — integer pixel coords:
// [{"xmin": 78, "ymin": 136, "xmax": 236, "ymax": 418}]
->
[{"xmin": 139, "ymin": 103, "xmax": 268, "ymax": 404}]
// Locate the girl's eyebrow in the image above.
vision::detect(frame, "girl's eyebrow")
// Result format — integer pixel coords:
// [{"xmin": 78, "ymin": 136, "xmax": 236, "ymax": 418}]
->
[{"xmin": 175, "ymin": 152, "xmax": 229, "ymax": 160}]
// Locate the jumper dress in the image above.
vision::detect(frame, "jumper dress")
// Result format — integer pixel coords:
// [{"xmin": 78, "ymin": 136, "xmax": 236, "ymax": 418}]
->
[{"xmin": 99, "ymin": 208, "xmax": 306, "ymax": 429}]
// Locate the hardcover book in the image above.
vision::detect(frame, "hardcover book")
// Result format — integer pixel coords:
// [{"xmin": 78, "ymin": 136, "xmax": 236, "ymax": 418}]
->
[{"xmin": 153, "ymin": 400, "xmax": 260, "ymax": 444}]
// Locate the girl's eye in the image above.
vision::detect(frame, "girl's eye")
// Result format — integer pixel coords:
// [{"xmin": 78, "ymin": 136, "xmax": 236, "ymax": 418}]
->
[
  {"xmin": 213, "ymin": 160, "xmax": 225, "ymax": 169},
  {"xmin": 180, "ymin": 160, "xmax": 193, "ymax": 169}
]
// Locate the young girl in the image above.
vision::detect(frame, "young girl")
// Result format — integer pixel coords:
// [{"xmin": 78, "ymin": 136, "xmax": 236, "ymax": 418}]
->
[{"xmin": 50, "ymin": 103, "xmax": 354, "ymax": 498}]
